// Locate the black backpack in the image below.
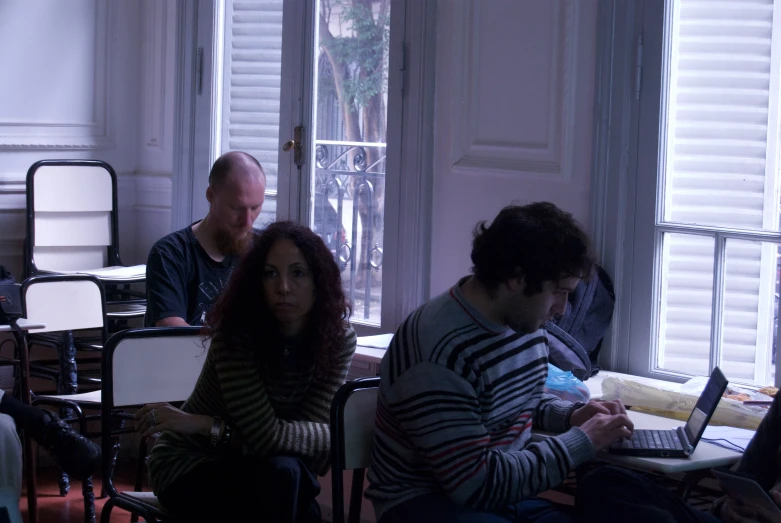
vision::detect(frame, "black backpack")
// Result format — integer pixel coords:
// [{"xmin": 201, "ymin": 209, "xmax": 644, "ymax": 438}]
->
[
  {"xmin": 544, "ymin": 265, "xmax": 615, "ymax": 381},
  {"xmin": 0, "ymin": 265, "xmax": 22, "ymax": 325}
]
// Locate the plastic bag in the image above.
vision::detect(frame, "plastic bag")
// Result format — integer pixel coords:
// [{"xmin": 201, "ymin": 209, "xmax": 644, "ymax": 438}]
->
[{"xmin": 544, "ymin": 363, "xmax": 591, "ymax": 403}]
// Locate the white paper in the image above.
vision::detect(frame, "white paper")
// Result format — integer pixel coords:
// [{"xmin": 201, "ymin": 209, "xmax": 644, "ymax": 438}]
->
[
  {"xmin": 702, "ymin": 425, "xmax": 756, "ymax": 452},
  {"xmin": 357, "ymin": 333, "xmax": 394, "ymax": 349}
]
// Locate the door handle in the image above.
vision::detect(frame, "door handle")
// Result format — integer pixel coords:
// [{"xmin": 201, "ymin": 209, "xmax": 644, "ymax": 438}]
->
[{"xmin": 283, "ymin": 125, "xmax": 304, "ymax": 168}]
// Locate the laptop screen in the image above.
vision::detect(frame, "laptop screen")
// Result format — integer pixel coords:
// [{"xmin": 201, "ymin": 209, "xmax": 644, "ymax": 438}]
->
[{"xmin": 684, "ymin": 366, "xmax": 728, "ymax": 445}]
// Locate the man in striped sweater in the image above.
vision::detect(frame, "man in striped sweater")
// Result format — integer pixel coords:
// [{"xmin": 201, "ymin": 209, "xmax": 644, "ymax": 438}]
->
[{"xmin": 366, "ymin": 202, "xmax": 634, "ymax": 522}]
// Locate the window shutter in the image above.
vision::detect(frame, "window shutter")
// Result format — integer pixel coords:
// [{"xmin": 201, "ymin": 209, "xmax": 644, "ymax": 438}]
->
[
  {"xmin": 658, "ymin": 0, "xmax": 780, "ymax": 384},
  {"xmin": 219, "ymin": 0, "xmax": 284, "ymax": 225}
]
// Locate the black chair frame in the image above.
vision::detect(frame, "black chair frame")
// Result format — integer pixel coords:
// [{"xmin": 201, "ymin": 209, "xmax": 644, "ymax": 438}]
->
[{"xmin": 330, "ymin": 376, "xmax": 380, "ymax": 523}]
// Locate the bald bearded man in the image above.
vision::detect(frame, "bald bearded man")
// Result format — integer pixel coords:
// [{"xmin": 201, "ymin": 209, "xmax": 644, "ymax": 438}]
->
[{"xmin": 145, "ymin": 151, "xmax": 266, "ymax": 327}]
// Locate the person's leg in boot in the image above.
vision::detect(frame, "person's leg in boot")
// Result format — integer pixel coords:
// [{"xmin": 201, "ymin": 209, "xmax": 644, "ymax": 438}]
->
[
  {"xmin": 576, "ymin": 465, "xmax": 720, "ymax": 523},
  {"xmin": 0, "ymin": 390, "xmax": 100, "ymax": 480},
  {"xmin": 733, "ymin": 392, "xmax": 781, "ymax": 489},
  {"xmin": 253, "ymin": 456, "xmax": 321, "ymax": 523},
  {"xmin": 0, "ymin": 413, "xmax": 22, "ymax": 502}
]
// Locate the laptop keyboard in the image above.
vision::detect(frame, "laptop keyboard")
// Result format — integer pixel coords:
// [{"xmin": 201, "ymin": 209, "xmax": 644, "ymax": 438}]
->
[{"xmin": 622, "ymin": 429, "xmax": 683, "ymax": 450}]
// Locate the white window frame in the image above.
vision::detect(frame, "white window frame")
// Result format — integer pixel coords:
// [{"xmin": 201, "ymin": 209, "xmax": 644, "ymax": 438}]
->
[
  {"xmin": 593, "ymin": 0, "xmax": 781, "ymax": 387},
  {"xmin": 170, "ymin": 0, "xmax": 437, "ymax": 333}
]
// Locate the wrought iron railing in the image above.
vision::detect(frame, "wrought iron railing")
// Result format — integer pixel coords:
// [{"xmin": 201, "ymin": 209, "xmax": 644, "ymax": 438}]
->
[{"xmin": 313, "ymin": 140, "xmax": 386, "ymax": 321}]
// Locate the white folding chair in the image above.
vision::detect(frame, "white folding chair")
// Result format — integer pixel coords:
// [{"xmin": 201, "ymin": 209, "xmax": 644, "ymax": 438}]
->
[
  {"xmin": 22, "ymin": 274, "xmax": 108, "ymax": 391},
  {"xmin": 100, "ymin": 327, "xmax": 208, "ymax": 523},
  {"xmin": 330, "ymin": 377, "xmax": 380, "ymax": 523},
  {"xmin": 24, "ymin": 159, "xmax": 146, "ymax": 323},
  {"xmin": 20, "ymin": 274, "xmax": 109, "ymax": 523}
]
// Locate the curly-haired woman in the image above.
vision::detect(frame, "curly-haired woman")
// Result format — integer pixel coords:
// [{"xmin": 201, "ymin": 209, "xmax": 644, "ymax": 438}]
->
[{"xmin": 137, "ymin": 221, "xmax": 356, "ymax": 522}]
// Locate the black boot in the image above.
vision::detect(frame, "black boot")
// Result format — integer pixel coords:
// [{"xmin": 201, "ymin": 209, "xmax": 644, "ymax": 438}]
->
[{"xmin": 36, "ymin": 412, "xmax": 101, "ymax": 480}]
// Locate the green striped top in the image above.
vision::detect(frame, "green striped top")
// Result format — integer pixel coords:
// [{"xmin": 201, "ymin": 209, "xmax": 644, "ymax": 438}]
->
[{"xmin": 147, "ymin": 325, "xmax": 357, "ymax": 495}]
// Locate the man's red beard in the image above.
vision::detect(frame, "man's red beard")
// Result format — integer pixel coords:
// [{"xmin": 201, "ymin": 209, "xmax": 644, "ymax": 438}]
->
[{"xmin": 215, "ymin": 228, "xmax": 253, "ymax": 256}]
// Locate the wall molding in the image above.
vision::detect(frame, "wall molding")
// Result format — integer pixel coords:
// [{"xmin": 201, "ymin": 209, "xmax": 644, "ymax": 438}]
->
[
  {"xmin": 450, "ymin": 0, "xmax": 578, "ymax": 178},
  {"xmin": 142, "ymin": 0, "xmax": 168, "ymax": 151},
  {"xmin": 0, "ymin": 173, "xmax": 26, "ymax": 193},
  {"xmin": 0, "ymin": 0, "xmax": 115, "ymax": 150}
]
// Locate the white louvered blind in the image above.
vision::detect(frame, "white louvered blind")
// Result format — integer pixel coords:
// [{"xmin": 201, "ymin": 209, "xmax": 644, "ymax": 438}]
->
[
  {"xmin": 218, "ymin": 0, "xmax": 284, "ymax": 227},
  {"xmin": 657, "ymin": 0, "xmax": 781, "ymax": 385}
]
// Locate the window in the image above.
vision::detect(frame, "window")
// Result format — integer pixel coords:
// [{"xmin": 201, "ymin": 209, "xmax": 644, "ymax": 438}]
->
[
  {"xmin": 214, "ymin": 0, "xmax": 284, "ymax": 228},
  {"xmin": 174, "ymin": 0, "xmax": 432, "ymax": 334},
  {"xmin": 213, "ymin": 0, "xmax": 391, "ymax": 325},
  {"xmin": 620, "ymin": 0, "xmax": 781, "ymax": 386}
]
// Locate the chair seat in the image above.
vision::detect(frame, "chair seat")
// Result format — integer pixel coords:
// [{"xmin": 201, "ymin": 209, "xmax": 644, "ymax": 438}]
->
[
  {"xmin": 107, "ymin": 302, "xmax": 146, "ymax": 319},
  {"xmin": 107, "ymin": 309, "xmax": 146, "ymax": 319},
  {"xmin": 121, "ymin": 491, "xmax": 164, "ymax": 507},
  {"xmin": 37, "ymin": 390, "xmax": 102, "ymax": 404},
  {"xmin": 61, "ymin": 265, "xmax": 146, "ymax": 284}
]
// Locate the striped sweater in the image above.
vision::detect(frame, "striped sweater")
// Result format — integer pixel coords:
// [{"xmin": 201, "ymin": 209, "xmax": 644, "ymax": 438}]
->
[
  {"xmin": 147, "ymin": 326, "xmax": 356, "ymax": 496},
  {"xmin": 365, "ymin": 279, "xmax": 595, "ymax": 519}
]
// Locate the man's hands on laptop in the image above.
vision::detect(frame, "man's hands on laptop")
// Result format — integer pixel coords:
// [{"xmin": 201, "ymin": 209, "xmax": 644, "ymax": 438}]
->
[{"xmin": 569, "ymin": 400, "xmax": 634, "ymax": 451}]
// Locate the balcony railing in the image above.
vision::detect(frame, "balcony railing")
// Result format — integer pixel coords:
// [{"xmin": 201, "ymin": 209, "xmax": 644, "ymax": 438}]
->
[{"xmin": 312, "ymin": 140, "xmax": 386, "ymax": 322}]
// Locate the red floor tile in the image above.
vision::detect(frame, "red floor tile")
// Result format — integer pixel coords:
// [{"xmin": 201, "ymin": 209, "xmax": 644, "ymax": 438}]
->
[{"xmin": 20, "ymin": 462, "xmax": 137, "ymax": 523}]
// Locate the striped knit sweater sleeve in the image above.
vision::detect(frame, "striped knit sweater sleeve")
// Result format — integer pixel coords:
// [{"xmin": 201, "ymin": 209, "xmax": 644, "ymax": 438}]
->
[
  {"xmin": 379, "ymin": 362, "xmax": 593, "ymax": 509},
  {"xmin": 214, "ymin": 327, "xmax": 356, "ymax": 473},
  {"xmin": 366, "ymin": 282, "xmax": 596, "ymax": 518},
  {"xmin": 147, "ymin": 326, "xmax": 356, "ymax": 496},
  {"xmin": 292, "ymin": 328, "xmax": 357, "ymax": 423}
]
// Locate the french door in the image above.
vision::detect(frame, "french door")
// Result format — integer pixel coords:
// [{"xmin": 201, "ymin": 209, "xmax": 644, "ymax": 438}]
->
[{"xmin": 176, "ymin": 0, "xmax": 404, "ymax": 334}]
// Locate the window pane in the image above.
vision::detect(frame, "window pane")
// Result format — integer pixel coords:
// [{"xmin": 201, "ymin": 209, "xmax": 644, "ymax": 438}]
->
[
  {"xmin": 656, "ymin": 233, "xmax": 714, "ymax": 376},
  {"xmin": 217, "ymin": 0, "xmax": 284, "ymax": 227},
  {"xmin": 721, "ymin": 239, "xmax": 777, "ymax": 385},
  {"xmin": 311, "ymin": 0, "xmax": 390, "ymax": 325},
  {"xmin": 660, "ymin": 0, "xmax": 779, "ymax": 231}
]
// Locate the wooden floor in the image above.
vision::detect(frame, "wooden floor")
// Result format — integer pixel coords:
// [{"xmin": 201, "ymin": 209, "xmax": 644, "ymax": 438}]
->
[
  {"xmin": 19, "ymin": 462, "xmax": 576, "ymax": 523},
  {"xmin": 21, "ymin": 463, "xmax": 136, "ymax": 523},
  {"xmin": 20, "ymin": 460, "xmax": 336, "ymax": 523}
]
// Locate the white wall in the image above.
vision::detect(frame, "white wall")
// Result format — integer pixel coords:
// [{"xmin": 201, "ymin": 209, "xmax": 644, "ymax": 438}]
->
[
  {"xmin": 429, "ymin": 0, "xmax": 598, "ymax": 296},
  {"xmin": 0, "ymin": 0, "xmax": 176, "ymax": 391},
  {"xmin": 0, "ymin": 0, "xmax": 176, "ymax": 280}
]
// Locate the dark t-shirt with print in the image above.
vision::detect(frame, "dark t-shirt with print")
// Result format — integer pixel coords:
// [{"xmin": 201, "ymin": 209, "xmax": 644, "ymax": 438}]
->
[{"xmin": 145, "ymin": 223, "xmax": 241, "ymax": 326}]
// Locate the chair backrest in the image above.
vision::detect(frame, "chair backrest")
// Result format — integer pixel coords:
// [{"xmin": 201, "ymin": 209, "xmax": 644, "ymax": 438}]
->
[
  {"xmin": 333, "ymin": 378, "xmax": 380, "ymax": 471},
  {"xmin": 103, "ymin": 327, "xmax": 208, "ymax": 408},
  {"xmin": 25, "ymin": 160, "xmax": 120, "ymax": 275},
  {"xmin": 330, "ymin": 377, "xmax": 380, "ymax": 523},
  {"xmin": 21, "ymin": 274, "xmax": 107, "ymax": 336},
  {"xmin": 100, "ymin": 327, "xmax": 208, "ymax": 498}
]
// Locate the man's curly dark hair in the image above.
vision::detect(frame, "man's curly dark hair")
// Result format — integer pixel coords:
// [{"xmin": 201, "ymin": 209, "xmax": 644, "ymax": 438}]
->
[
  {"xmin": 471, "ymin": 202, "xmax": 594, "ymax": 295},
  {"xmin": 203, "ymin": 221, "xmax": 351, "ymax": 376}
]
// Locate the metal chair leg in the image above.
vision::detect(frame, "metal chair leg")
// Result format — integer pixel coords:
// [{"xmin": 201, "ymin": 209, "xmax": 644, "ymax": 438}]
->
[
  {"xmin": 12, "ymin": 326, "xmax": 37, "ymax": 523},
  {"xmin": 348, "ymin": 468, "xmax": 366, "ymax": 523},
  {"xmin": 23, "ymin": 429, "xmax": 38, "ymax": 523},
  {"xmin": 129, "ymin": 438, "xmax": 148, "ymax": 523},
  {"xmin": 57, "ymin": 330, "xmax": 78, "ymax": 496}
]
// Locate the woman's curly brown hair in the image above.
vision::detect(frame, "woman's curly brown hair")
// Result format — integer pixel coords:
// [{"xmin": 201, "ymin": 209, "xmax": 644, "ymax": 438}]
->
[{"xmin": 203, "ymin": 221, "xmax": 351, "ymax": 376}]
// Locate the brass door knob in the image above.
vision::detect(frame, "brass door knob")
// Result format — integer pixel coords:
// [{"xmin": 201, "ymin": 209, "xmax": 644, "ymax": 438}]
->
[{"xmin": 282, "ymin": 140, "xmax": 296, "ymax": 152}]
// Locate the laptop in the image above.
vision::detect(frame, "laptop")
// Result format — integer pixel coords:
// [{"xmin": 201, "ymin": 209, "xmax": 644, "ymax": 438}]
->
[{"xmin": 608, "ymin": 366, "xmax": 728, "ymax": 458}]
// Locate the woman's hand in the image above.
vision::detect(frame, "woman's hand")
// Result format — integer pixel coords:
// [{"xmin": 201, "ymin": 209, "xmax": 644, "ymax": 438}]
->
[{"xmin": 134, "ymin": 403, "xmax": 213, "ymax": 439}]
